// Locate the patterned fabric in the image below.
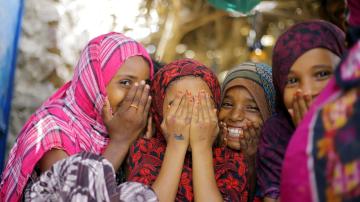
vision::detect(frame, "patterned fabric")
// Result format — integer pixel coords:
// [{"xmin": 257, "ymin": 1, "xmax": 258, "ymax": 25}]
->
[
  {"xmin": 221, "ymin": 62, "xmax": 275, "ymax": 121},
  {"xmin": 281, "ymin": 40, "xmax": 360, "ymax": 202},
  {"xmin": 257, "ymin": 20, "xmax": 346, "ymax": 199},
  {"xmin": 347, "ymin": 0, "xmax": 360, "ymax": 27},
  {"xmin": 127, "ymin": 59, "xmax": 250, "ymax": 201},
  {"xmin": 0, "ymin": 32, "xmax": 153, "ymax": 201},
  {"xmin": 26, "ymin": 152, "xmax": 157, "ymax": 202}
]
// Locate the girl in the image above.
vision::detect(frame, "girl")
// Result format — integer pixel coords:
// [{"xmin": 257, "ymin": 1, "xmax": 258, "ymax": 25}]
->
[
  {"xmin": 257, "ymin": 20, "xmax": 346, "ymax": 202},
  {"xmin": 127, "ymin": 59, "xmax": 249, "ymax": 201},
  {"xmin": 0, "ymin": 32, "xmax": 156, "ymax": 201},
  {"xmin": 219, "ymin": 62, "xmax": 275, "ymax": 201},
  {"xmin": 281, "ymin": 2, "xmax": 360, "ymax": 201}
]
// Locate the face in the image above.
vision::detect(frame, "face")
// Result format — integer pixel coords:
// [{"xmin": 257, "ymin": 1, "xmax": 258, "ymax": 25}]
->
[
  {"xmin": 106, "ymin": 56, "xmax": 150, "ymax": 112},
  {"xmin": 219, "ymin": 86, "xmax": 263, "ymax": 150},
  {"xmin": 283, "ymin": 48, "xmax": 341, "ymax": 110},
  {"xmin": 163, "ymin": 76, "xmax": 213, "ymax": 119}
]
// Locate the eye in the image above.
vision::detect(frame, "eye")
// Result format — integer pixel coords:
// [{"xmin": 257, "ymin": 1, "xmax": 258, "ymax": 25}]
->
[
  {"xmin": 286, "ymin": 77, "xmax": 298, "ymax": 86},
  {"xmin": 315, "ymin": 70, "xmax": 332, "ymax": 80},
  {"xmin": 118, "ymin": 79, "xmax": 132, "ymax": 87},
  {"xmin": 221, "ymin": 101, "xmax": 233, "ymax": 108},
  {"xmin": 246, "ymin": 105, "xmax": 260, "ymax": 113}
]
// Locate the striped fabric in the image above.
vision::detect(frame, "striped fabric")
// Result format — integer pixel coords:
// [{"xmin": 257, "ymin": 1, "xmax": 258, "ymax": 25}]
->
[{"xmin": 0, "ymin": 32, "xmax": 153, "ymax": 202}]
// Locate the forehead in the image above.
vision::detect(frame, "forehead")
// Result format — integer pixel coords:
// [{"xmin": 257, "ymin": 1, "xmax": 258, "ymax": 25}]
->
[
  {"xmin": 290, "ymin": 48, "xmax": 338, "ymax": 72},
  {"xmin": 115, "ymin": 56, "xmax": 150, "ymax": 77},
  {"xmin": 225, "ymin": 86, "xmax": 253, "ymax": 100},
  {"xmin": 166, "ymin": 76, "xmax": 212, "ymax": 96}
]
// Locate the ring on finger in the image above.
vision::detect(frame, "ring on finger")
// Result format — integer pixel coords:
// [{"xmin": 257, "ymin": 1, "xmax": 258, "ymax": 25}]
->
[{"xmin": 130, "ymin": 104, "xmax": 138, "ymax": 109}]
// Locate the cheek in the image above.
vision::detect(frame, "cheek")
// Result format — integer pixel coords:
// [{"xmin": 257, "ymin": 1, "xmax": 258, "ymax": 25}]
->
[
  {"xmin": 246, "ymin": 113, "xmax": 263, "ymax": 125},
  {"xmin": 312, "ymin": 78, "xmax": 331, "ymax": 95},
  {"xmin": 107, "ymin": 87, "xmax": 127, "ymax": 110},
  {"xmin": 218, "ymin": 109, "xmax": 230, "ymax": 121},
  {"xmin": 283, "ymin": 88, "xmax": 295, "ymax": 110}
]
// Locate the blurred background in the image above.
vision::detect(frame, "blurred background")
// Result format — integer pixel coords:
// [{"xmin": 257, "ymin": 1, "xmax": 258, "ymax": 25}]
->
[{"xmin": 0, "ymin": 0, "xmax": 345, "ymax": 169}]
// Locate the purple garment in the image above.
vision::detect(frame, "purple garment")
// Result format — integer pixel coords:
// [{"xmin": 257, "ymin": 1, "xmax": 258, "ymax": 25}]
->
[
  {"xmin": 347, "ymin": 0, "xmax": 360, "ymax": 27},
  {"xmin": 257, "ymin": 20, "xmax": 346, "ymax": 199}
]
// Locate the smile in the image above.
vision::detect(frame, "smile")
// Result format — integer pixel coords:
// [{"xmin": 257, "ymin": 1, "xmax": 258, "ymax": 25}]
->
[{"xmin": 227, "ymin": 127, "xmax": 244, "ymax": 138}]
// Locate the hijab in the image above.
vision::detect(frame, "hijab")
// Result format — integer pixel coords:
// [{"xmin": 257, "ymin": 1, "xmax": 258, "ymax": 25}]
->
[
  {"xmin": 0, "ymin": 32, "xmax": 153, "ymax": 201},
  {"xmin": 257, "ymin": 20, "xmax": 346, "ymax": 199}
]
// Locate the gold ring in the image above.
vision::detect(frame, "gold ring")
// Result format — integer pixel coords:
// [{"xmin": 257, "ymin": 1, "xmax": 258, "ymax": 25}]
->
[{"xmin": 130, "ymin": 104, "xmax": 138, "ymax": 109}]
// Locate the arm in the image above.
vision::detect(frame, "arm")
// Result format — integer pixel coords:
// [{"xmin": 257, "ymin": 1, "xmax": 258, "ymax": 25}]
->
[
  {"xmin": 38, "ymin": 149, "xmax": 68, "ymax": 173},
  {"xmin": 152, "ymin": 142, "xmax": 187, "ymax": 201},
  {"xmin": 246, "ymin": 155, "xmax": 257, "ymax": 202},
  {"xmin": 191, "ymin": 92, "xmax": 222, "ymax": 202},
  {"xmin": 102, "ymin": 82, "xmax": 151, "ymax": 171},
  {"xmin": 192, "ymin": 146, "xmax": 222, "ymax": 202},
  {"xmin": 152, "ymin": 92, "xmax": 192, "ymax": 201}
]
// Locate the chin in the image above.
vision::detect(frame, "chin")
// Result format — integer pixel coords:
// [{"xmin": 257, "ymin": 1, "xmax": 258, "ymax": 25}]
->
[{"xmin": 227, "ymin": 142, "xmax": 240, "ymax": 151}]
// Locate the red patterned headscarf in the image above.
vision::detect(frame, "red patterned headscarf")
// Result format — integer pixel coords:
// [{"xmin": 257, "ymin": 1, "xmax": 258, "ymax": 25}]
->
[
  {"xmin": 127, "ymin": 59, "xmax": 250, "ymax": 201},
  {"xmin": 0, "ymin": 32, "xmax": 153, "ymax": 201}
]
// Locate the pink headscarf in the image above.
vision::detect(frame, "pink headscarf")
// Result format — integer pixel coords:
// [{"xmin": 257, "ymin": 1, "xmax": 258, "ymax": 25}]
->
[{"xmin": 0, "ymin": 32, "xmax": 153, "ymax": 201}]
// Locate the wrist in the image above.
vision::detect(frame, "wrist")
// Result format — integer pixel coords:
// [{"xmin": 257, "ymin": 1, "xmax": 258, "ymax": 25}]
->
[
  {"xmin": 167, "ymin": 139, "xmax": 188, "ymax": 152},
  {"xmin": 191, "ymin": 143, "xmax": 212, "ymax": 153}
]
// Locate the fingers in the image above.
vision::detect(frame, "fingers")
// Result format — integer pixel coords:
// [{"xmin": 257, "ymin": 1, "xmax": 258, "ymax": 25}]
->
[
  {"xmin": 220, "ymin": 121, "xmax": 228, "ymax": 145},
  {"xmin": 122, "ymin": 82, "xmax": 139, "ymax": 107},
  {"xmin": 185, "ymin": 92, "xmax": 194, "ymax": 124},
  {"xmin": 137, "ymin": 83, "xmax": 151, "ymax": 113},
  {"xmin": 198, "ymin": 91, "xmax": 206, "ymax": 122},
  {"xmin": 167, "ymin": 92, "xmax": 185, "ymax": 118},
  {"xmin": 206, "ymin": 93, "xmax": 217, "ymax": 122},
  {"xmin": 191, "ymin": 95, "xmax": 200, "ymax": 124},
  {"xmin": 102, "ymin": 97, "xmax": 113, "ymax": 124},
  {"xmin": 304, "ymin": 91, "xmax": 313, "ymax": 109},
  {"xmin": 296, "ymin": 90, "xmax": 308, "ymax": 119},
  {"xmin": 143, "ymin": 96, "xmax": 152, "ymax": 117},
  {"xmin": 292, "ymin": 95, "xmax": 301, "ymax": 125},
  {"xmin": 144, "ymin": 116, "xmax": 153, "ymax": 139},
  {"xmin": 132, "ymin": 80, "xmax": 146, "ymax": 107},
  {"xmin": 176, "ymin": 92, "xmax": 187, "ymax": 118}
]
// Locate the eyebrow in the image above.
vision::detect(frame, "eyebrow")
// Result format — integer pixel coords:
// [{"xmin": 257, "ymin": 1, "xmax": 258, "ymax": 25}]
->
[
  {"xmin": 224, "ymin": 95, "xmax": 256, "ymax": 103},
  {"xmin": 114, "ymin": 74, "xmax": 138, "ymax": 79},
  {"xmin": 311, "ymin": 64, "xmax": 333, "ymax": 69}
]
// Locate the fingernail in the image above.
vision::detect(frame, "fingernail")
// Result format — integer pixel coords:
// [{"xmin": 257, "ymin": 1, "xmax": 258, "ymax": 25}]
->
[
  {"xmin": 134, "ymin": 82, "xmax": 139, "ymax": 86},
  {"xmin": 145, "ymin": 85, "xmax": 150, "ymax": 89},
  {"xmin": 140, "ymin": 80, "xmax": 145, "ymax": 85},
  {"xmin": 213, "ymin": 108, "xmax": 217, "ymax": 112}
]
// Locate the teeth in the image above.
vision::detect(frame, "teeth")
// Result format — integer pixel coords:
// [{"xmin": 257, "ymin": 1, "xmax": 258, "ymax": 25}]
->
[{"xmin": 227, "ymin": 127, "xmax": 243, "ymax": 138}]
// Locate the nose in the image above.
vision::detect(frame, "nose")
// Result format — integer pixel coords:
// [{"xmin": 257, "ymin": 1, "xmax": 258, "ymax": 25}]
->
[
  {"xmin": 300, "ymin": 79, "xmax": 320, "ymax": 99},
  {"xmin": 229, "ymin": 107, "xmax": 245, "ymax": 122}
]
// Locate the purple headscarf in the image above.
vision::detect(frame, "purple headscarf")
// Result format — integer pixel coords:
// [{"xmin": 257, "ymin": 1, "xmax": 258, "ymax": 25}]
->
[{"xmin": 257, "ymin": 20, "xmax": 346, "ymax": 199}]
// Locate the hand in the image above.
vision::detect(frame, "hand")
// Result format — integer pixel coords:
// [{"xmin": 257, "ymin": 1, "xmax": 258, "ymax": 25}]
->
[
  {"xmin": 288, "ymin": 89, "xmax": 312, "ymax": 126},
  {"xmin": 239, "ymin": 121, "xmax": 261, "ymax": 157},
  {"xmin": 102, "ymin": 81, "xmax": 151, "ymax": 146},
  {"xmin": 161, "ymin": 91, "xmax": 193, "ymax": 149},
  {"xmin": 144, "ymin": 115, "xmax": 153, "ymax": 139},
  {"xmin": 190, "ymin": 91, "xmax": 219, "ymax": 149},
  {"xmin": 219, "ymin": 121, "xmax": 228, "ymax": 146}
]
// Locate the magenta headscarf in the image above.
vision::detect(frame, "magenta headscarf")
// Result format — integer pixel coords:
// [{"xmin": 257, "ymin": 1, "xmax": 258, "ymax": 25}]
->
[
  {"xmin": 257, "ymin": 20, "xmax": 346, "ymax": 199},
  {"xmin": 0, "ymin": 32, "xmax": 153, "ymax": 201}
]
